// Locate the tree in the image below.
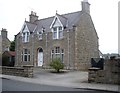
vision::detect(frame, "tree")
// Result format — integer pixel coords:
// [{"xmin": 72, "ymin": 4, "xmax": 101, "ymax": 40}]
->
[
  {"xmin": 10, "ymin": 40, "xmax": 15, "ymax": 51},
  {"xmin": 50, "ymin": 58, "xmax": 64, "ymax": 73}
]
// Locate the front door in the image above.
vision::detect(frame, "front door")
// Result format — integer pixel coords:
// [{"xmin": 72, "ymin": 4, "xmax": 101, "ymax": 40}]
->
[{"xmin": 38, "ymin": 48, "xmax": 43, "ymax": 66}]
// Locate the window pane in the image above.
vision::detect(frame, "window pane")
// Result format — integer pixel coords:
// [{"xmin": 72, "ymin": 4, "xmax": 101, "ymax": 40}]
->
[
  {"xmin": 24, "ymin": 55, "xmax": 27, "ymax": 61},
  {"xmin": 53, "ymin": 27, "xmax": 57, "ymax": 31},
  {"xmin": 61, "ymin": 49, "xmax": 64, "ymax": 53},
  {"xmin": 59, "ymin": 26, "xmax": 62, "ymax": 30},
  {"xmin": 27, "ymin": 36, "xmax": 29, "ymax": 42},
  {"xmin": 24, "ymin": 49, "xmax": 27, "ymax": 54},
  {"xmin": 22, "ymin": 33, "xmax": 25, "ymax": 42},
  {"xmin": 27, "ymin": 32, "xmax": 29, "ymax": 35},
  {"xmin": 53, "ymin": 32, "xmax": 57, "ymax": 39},
  {"xmin": 28, "ymin": 55, "xmax": 30, "ymax": 61},
  {"xmin": 61, "ymin": 54, "xmax": 64, "ymax": 63},
  {"xmin": 52, "ymin": 50, "xmax": 54, "ymax": 53},
  {"xmin": 56, "ymin": 54, "xmax": 60, "ymax": 58},
  {"xmin": 23, "ymin": 33, "xmax": 25, "ymax": 35},
  {"xmin": 59, "ymin": 31, "xmax": 63, "ymax": 38},
  {"xmin": 56, "ymin": 47, "xmax": 60, "ymax": 53}
]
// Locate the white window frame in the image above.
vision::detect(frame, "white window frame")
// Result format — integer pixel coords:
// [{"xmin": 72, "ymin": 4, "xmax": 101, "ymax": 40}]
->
[
  {"xmin": 22, "ymin": 32, "xmax": 30, "ymax": 42},
  {"xmin": 21, "ymin": 25, "xmax": 30, "ymax": 43},
  {"xmin": 52, "ymin": 26, "xmax": 63, "ymax": 39},
  {"xmin": 51, "ymin": 47, "xmax": 64, "ymax": 63},
  {"xmin": 37, "ymin": 30, "xmax": 43, "ymax": 40},
  {"xmin": 21, "ymin": 49, "xmax": 30, "ymax": 62}
]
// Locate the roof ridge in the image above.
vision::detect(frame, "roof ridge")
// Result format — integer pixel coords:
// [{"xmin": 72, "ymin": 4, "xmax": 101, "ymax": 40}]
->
[
  {"xmin": 62, "ymin": 11, "xmax": 81, "ymax": 16},
  {"xmin": 56, "ymin": 13, "xmax": 67, "ymax": 19},
  {"xmin": 37, "ymin": 11, "xmax": 81, "ymax": 21}
]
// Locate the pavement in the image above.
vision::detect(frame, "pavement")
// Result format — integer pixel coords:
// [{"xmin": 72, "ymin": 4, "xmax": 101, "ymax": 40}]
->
[{"xmin": 1, "ymin": 68, "xmax": 120, "ymax": 92}]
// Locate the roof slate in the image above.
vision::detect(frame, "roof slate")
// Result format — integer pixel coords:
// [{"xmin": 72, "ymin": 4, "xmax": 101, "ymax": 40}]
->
[
  {"xmin": 26, "ymin": 22, "xmax": 37, "ymax": 32},
  {"xmin": 25, "ymin": 11, "xmax": 82, "ymax": 33}
]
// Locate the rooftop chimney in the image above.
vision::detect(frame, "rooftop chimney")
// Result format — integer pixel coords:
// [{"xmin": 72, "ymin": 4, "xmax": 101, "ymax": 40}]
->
[
  {"xmin": 1, "ymin": 28, "xmax": 7, "ymax": 38},
  {"xmin": 29, "ymin": 11, "xmax": 38, "ymax": 23},
  {"xmin": 81, "ymin": 0, "xmax": 90, "ymax": 14}
]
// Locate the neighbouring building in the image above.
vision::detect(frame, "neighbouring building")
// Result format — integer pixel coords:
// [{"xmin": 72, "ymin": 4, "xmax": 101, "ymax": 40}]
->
[
  {"xmin": 103, "ymin": 53, "xmax": 120, "ymax": 59},
  {"xmin": 0, "ymin": 28, "xmax": 11, "ymax": 66},
  {"xmin": 15, "ymin": 0, "xmax": 100, "ymax": 70},
  {"xmin": 2, "ymin": 51, "xmax": 15, "ymax": 66},
  {"xmin": 0, "ymin": 28, "xmax": 11, "ymax": 53}
]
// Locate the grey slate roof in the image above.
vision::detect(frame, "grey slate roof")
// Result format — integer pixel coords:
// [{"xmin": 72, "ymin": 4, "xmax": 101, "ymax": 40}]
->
[
  {"xmin": 26, "ymin": 22, "xmax": 37, "ymax": 33},
  {"xmin": 26, "ymin": 11, "xmax": 82, "ymax": 33}
]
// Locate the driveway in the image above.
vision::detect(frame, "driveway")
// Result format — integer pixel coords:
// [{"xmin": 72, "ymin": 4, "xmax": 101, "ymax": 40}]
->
[{"xmin": 33, "ymin": 68, "xmax": 88, "ymax": 84}]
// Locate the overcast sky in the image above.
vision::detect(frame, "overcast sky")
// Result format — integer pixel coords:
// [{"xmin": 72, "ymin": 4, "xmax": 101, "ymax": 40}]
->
[{"xmin": 0, "ymin": 0, "xmax": 118, "ymax": 54}]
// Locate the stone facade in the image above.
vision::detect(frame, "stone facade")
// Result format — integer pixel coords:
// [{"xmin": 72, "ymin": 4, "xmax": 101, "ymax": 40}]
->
[
  {"xmin": 0, "ymin": 28, "xmax": 11, "ymax": 66},
  {"xmin": 88, "ymin": 59, "xmax": 120, "ymax": 85},
  {"xmin": 0, "ymin": 28, "xmax": 11, "ymax": 53},
  {"xmin": 15, "ymin": 1, "xmax": 99, "ymax": 70}
]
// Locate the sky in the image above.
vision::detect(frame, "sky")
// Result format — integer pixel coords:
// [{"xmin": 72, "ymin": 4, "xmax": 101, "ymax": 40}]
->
[{"xmin": 0, "ymin": 0, "xmax": 118, "ymax": 54}]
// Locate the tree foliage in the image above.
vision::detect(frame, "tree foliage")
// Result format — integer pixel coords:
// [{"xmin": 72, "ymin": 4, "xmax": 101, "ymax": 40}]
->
[
  {"xmin": 50, "ymin": 58, "xmax": 64, "ymax": 73},
  {"xmin": 10, "ymin": 40, "xmax": 15, "ymax": 51}
]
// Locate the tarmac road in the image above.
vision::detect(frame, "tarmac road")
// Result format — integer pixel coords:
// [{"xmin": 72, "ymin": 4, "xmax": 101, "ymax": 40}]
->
[{"xmin": 2, "ymin": 78, "xmax": 115, "ymax": 93}]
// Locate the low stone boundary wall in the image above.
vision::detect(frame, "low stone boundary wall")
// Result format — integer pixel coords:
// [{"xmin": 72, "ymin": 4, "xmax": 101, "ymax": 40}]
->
[
  {"xmin": 1, "ymin": 66, "xmax": 33, "ymax": 78},
  {"xmin": 88, "ymin": 59, "xmax": 120, "ymax": 85}
]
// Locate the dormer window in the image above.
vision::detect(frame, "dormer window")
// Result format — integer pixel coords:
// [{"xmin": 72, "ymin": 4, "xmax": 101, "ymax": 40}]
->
[
  {"xmin": 22, "ymin": 32, "xmax": 29, "ymax": 42},
  {"xmin": 21, "ymin": 24, "xmax": 30, "ymax": 43},
  {"xmin": 50, "ymin": 15, "xmax": 64, "ymax": 40},
  {"xmin": 52, "ymin": 26, "xmax": 63, "ymax": 39},
  {"xmin": 37, "ymin": 31, "xmax": 43, "ymax": 40}
]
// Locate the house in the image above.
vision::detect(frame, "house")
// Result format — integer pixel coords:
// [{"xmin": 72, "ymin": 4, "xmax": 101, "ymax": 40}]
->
[
  {"xmin": 0, "ymin": 28, "xmax": 11, "ymax": 53},
  {"xmin": 15, "ymin": 0, "xmax": 100, "ymax": 70},
  {"xmin": 0, "ymin": 28, "xmax": 11, "ymax": 66},
  {"xmin": 2, "ymin": 51, "xmax": 15, "ymax": 66},
  {"xmin": 103, "ymin": 53, "xmax": 120, "ymax": 59}
]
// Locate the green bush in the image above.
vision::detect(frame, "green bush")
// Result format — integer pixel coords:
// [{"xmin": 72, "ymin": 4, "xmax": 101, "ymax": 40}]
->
[{"xmin": 50, "ymin": 58, "xmax": 64, "ymax": 73}]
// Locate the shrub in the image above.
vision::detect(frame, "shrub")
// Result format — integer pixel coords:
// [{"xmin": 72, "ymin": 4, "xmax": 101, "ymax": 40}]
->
[{"xmin": 50, "ymin": 58, "xmax": 64, "ymax": 73}]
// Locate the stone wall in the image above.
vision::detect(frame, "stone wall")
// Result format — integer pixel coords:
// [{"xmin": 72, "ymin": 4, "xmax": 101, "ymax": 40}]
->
[
  {"xmin": 1, "ymin": 66, "xmax": 33, "ymax": 78},
  {"xmin": 74, "ymin": 13, "xmax": 99, "ymax": 70},
  {"xmin": 88, "ymin": 59, "xmax": 120, "ymax": 85}
]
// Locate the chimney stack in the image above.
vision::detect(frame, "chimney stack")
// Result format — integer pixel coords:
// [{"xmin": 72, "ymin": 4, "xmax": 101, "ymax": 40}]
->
[
  {"xmin": 81, "ymin": 0, "xmax": 90, "ymax": 14},
  {"xmin": 29, "ymin": 11, "xmax": 38, "ymax": 23},
  {"xmin": 1, "ymin": 28, "xmax": 7, "ymax": 38}
]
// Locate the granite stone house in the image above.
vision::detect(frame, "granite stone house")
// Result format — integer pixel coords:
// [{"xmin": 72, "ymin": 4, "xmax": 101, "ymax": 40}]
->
[
  {"xmin": 15, "ymin": 0, "xmax": 100, "ymax": 70},
  {"xmin": 0, "ymin": 28, "xmax": 11, "ymax": 66},
  {"xmin": 0, "ymin": 28, "xmax": 11, "ymax": 54}
]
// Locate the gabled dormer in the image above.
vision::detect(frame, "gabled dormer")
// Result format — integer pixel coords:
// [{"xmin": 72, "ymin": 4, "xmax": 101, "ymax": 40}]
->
[
  {"xmin": 21, "ymin": 22, "xmax": 30, "ymax": 43},
  {"xmin": 50, "ymin": 13, "xmax": 67, "ymax": 39}
]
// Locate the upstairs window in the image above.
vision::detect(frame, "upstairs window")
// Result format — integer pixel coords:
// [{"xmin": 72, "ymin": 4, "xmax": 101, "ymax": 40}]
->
[
  {"xmin": 22, "ymin": 32, "xmax": 29, "ymax": 42},
  {"xmin": 21, "ymin": 25, "xmax": 30, "ymax": 43},
  {"xmin": 37, "ymin": 31, "xmax": 43, "ymax": 40},
  {"xmin": 52, "ymin": 26, "xmax": 63, "ymax": 39},
  {"xmin": 21, "ymin": 49, "xmax": 30, "ymax": 62}
]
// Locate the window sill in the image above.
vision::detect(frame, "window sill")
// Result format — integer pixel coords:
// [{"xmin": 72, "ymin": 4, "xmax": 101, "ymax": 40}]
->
[
  {"xmin": 22, "ymin": 42, "xmax": 29, "ymax": 43},
  {"xmin": 53, "ymin": 37, "xmax": 64, "ymax": 40}
]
